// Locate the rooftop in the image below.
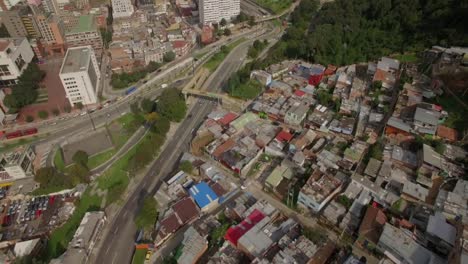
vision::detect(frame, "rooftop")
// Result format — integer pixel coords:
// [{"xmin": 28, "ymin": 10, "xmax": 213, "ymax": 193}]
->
[
  {"xmin": 414, "ymin": 107, "xmax": 441, "ymax": 126},
  {"xmin": 300, "ymin": 170, "xmax": 342, "ymax": 204},
  {"xmin": 172, "ymin": 197, "xmax": 199, "ymax": 223},
  {"xmin": 224, "ymin": 209, "xmax": 265, "ymax": 246},
  {"xmin": 178, "ymin": 227, "xmax": 208, "ymax": 264},
  {"xmin": 189, "ymin": 182, "xmax": 218, "ymax": 209},
  {"xmin": 60, "ymin": 46, "xmax": 92, "ymax": 74},
  {"xmin": 426, "ymin": 212, "xmax": 456, "ymax": 246},
  {"xmin": 378, "ymin": 223, "xmax": 445, "ymax": 264},
  {"xmin": 67, "ymin": 15, "xmax": 97, "ymax": 34}
]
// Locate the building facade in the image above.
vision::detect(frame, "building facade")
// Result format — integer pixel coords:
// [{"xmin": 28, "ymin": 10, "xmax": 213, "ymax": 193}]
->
[
  {"xmin": 0, "ymin": 0, "xmax": 21, "ymax": 11},
  {"xmin": 199, "ymin": 0, "xmax": 240, "ymax": 25},
  {"xmin": 59, "ymin": 46, "xmax": 100, "ymax": 105},
  {"xmin": 35, "ymin": 13, "xmax": 66, "ymax": 55},
  {"xmin": 0, "ymin": 37, "xmax": 34, "ymax": 86},
  {"xmin": 111, "ymin": 0, "xmax": 134, "ymax": 18},
  {"xmin": 0, "ymin": 146, "xmax": 36, "ymax": 180},
  {"xmin": 1, "ymin": 5, "xmax": 41, "ymax": 38}
]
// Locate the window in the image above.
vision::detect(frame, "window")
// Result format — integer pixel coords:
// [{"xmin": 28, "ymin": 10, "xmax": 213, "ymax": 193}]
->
[
  {"xmin": 0, "ymin": 65, "xmax": 11, "ymax": 76},
  {"xmin": 15, "ymin": 54, "xmax": 25, "ymax": 70}
]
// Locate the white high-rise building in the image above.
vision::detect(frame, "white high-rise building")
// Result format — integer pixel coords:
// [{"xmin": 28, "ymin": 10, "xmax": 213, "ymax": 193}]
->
[
  {"xmin": 111, "ymin": 0, "xmax": 134, "ymax": 18},
  {"xmin": 59, "ymin": 46, "xmax": 100, "ymax": 106},
  {"xmin": 199, "ymin": 0, "xmax": 240, "ymax": 25}
]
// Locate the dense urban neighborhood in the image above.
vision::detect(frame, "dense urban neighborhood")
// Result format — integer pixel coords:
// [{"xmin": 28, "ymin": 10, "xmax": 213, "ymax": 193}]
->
[{"xmin": 0, "ymin": 0, "xmax": 466, "ymax": 264}]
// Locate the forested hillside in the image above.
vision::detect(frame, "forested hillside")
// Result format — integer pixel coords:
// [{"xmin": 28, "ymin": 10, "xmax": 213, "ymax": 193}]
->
[{"xmin": 269, "ymin": 0, "xmax": 468, "ymax": 65}]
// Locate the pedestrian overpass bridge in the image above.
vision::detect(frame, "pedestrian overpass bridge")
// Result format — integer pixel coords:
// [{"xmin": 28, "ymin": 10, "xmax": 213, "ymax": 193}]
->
[{"xmin": 182, "ymin": 88, "xmax": 249, "ymax": 112}]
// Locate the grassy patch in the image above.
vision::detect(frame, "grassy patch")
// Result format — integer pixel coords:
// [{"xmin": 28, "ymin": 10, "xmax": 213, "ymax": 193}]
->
[
  {"xmin": 108, "ymin": 113, "xmax": 144, "ymax": 149},
  {"xmin": 88, "ymin": 148, "xmax": 117, "ymax": 169},
  {"xmin": 97, "ymin": 130, "xmax": 165, "ymax": 205},
  {"xmin": 132, "ymin": 249, "xmax": 148, "ymax": 264},
  {"xmin": 96, "ymin": 147, "xmax": 133, "ymax": 205},
  {"xmin": 428, "ymin": 92, "xmax": 468, "ymax": 133},
  {"xmin": 228, "ymin": 79, "xmax": 263, "ymax": 100},
  {"xmin": 392, "ymin": 53, "xmax": 419, "ymax": 63},
  {"xmin": 204, "ymin": 38, "xmax": 245, "ymax": 72},
  {"xmin": 46, "ymin": 190, "xmax": 102, "ymax": 259},
  {"xmin": 54, "ymin": 149, "xmax": 65, "ymax": 172},
  {"xmin": 254, "ymin": 0, "xmax": 292, "ymax": 14},
  {"xmin": 0, "ymin": 137, "xmax": 38, "ymax": 154}
]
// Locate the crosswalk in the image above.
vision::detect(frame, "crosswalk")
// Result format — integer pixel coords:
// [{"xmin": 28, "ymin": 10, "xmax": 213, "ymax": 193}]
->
[{"xmin": 40, "ymin": 146, "xmax": 52, "ymax": 167}]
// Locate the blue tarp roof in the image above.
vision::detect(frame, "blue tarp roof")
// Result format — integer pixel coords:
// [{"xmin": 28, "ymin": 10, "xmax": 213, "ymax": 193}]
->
[{"xmin": 189, "ymin": 182, "xmax": 218, "ymax": 208}]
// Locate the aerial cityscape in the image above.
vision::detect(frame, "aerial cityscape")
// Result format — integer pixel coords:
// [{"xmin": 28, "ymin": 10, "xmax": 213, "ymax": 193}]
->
[{"xmin": 0, "ymin": 0, "xmax": 466, "ymax": 263}]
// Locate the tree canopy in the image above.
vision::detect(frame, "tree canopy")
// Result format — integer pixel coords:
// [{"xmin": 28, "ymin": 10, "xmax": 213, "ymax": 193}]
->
[
  {"xmin": 156, "ymin": 89, "xmax": 187, "ymax": 122},
  {"xmin": 266, "ymin": 0, "xmax": 468, "ymax": 66},
  {"xmin": 3, "ymin": 63, "xmax": 45, "ymax": 111},
  {"xmin": 135, "ymin": 196, "xmax": 158, "ymax": 230}
]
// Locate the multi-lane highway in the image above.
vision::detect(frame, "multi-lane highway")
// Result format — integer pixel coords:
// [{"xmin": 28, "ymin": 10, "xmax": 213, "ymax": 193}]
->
[{"xmin": 91, "ymin": 23, "xmax": 282, "ymax": 264}]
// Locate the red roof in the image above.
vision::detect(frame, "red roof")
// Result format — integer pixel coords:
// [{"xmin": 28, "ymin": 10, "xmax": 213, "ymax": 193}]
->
[
  {"xmin": 172, "ymin": 197, "xmax": 199, "ymax": 223},
  {"xmin": 294, "ymin": 90, "xmax": 306, "ymax": 97},
  {"xmin": 275, "ymin": 130, "xmax": 293, "ymax": 142},
  {"xmin": 218, "ymin": 113, "xmax": 238, "ymax": 126},
  {"xmin": 224, "ymin": 209, "xmax": 265, "ymax": 246},
  {"xmin": 437, "ymin": 125, "xmax": 458, "ymax": 142},
  {"xmin": 213, "ymin": 139, "xmax": 235, "ymax": 159},
  {"xmin": 172, "ymin": 40, "xmax": 187, "ymax": 49},
  {"xmin": 159, "ymin": 213, "xmax": 181, "ymax": 236}
]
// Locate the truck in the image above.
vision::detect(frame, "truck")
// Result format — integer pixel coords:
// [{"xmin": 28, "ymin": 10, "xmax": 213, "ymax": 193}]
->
[{"xmin": 125, "ymin": 86, "xmax": 137, "ymax": 95}]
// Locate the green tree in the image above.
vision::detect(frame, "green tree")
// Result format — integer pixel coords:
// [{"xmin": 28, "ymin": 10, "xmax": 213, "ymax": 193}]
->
[
  {"xmin": 220, "ymin": 45, "xmax": 229, "ymax": 54},
  {"xmin": 52, "ymin": 108, "xmax": 60, "ymax": 116},
  {"xmin": 224, "ymin": 28, "xmax": 232, "ymax": 36},
  {"xmin": 38, "ymin": 110, "xmax": 49, "ymax": 120},
  {"xmin": 130, "ymin": 102, "xmax": 140, "ymax": 114},
  {"xmin": 135, "ymin": 196, "xmax": 158, "ymax": 230},
  {"xmin": 156, "ymin": 89, "xmax": 187, "ymax": 122},
  {"xmin": 163, "ymin": 51, "xmax": 176, "ymax": 62},
  {"xmin": 145, "ymin": 112, "xmax": 159, "ymax": 124},
  {"xmin": 75, "ymin": 102, "xmax": 84, "ymax": 110},
  {"xmin": 72, "ymin": 150, "xmax": 89, "ymax": 168},
  {"xmin": 34, "ymin": 167, "xmax": 71, "ymax": 189},
  {"xmin": 140, "ymin": 98, "xmax": 154, "ymax": 113},
  {"xmin": 220, "ymin": 18, "xmax": 227, "ymax": 27},
  {"xmin": 146, "ymin": 61, "xmax": 161, "ymax": 72},
  {"xmin": 63, "ymin": 104, "xmax": 72, "ymax": 113},
  {"xmin": 67, "ymin": 163, "xmax": 90, "ymax": 184},
  {"xmin": 179, "ymin": 160, "xmax": 193, "ymax": 173},
  {"xmin": 248, "ymin": 16, "xmax": 256, "ymax": 27},
  {"xmin": 150, "ymin": 116, "xmax": 170, "ymax": 135}
]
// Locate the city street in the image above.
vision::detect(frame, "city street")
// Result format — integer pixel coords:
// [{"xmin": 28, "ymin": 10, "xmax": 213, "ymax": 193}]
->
[{"xmin": 90, "ymin": 26, "xmax": 271, "ymax": 264}]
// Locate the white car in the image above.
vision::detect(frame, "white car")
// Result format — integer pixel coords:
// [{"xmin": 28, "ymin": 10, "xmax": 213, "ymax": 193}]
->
[{"xmin": 241, "ymin": 185, "xmax": 246, "ymax": 190}]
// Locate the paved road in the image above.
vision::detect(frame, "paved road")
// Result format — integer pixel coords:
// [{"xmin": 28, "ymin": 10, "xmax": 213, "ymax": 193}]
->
[{"xmin": 91, "ymin": 31, "xmax": 259, "ymax": 264}]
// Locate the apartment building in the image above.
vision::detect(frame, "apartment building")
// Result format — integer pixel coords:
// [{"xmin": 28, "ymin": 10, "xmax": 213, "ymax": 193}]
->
[
  {"xmin": 0, "ymin": 37, "xmax": 34, "ymax": 86},
  {"xmin": 111, "ymin": 0, "xmax": 134, "ymax": 18},
  {"xmin": 64, "ymin": 15, "xmax": 103, "ymax": 56},
  {"xmin": 59, "ymin": 46, "xmax": 100, "ymax": 105},
  {"xmin": 199, "ymin": 0, "xmax": 240, "ymax": 25},
  {"xmin": 35, "ymin": 13, "xmax": 66, "ymax": 55},
  {"xmin": 1, "ymin": 5, "xmax": 41, "ymax": 38},
  {"xmin": 297, "ymin": 169, "xmax": 343, "ymax": 212},
  {"xmin": 0, "ymin": 145, "xmax": 36, "ymax": 180}
]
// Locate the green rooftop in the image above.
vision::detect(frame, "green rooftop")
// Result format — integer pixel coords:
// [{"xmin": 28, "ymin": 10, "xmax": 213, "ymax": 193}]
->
[
  {"xmin": 67, "ymin": 15, "xmax": 96, "ymax": 34},
  {"xmin": 265, "ymin": 165, "xmax": 293, "ymax": 188}
]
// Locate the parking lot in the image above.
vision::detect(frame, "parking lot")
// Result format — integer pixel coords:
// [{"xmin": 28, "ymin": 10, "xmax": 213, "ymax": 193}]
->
[{"xmin": 0, "ymin": 192, "xmax": 75, "ymax": 241}]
